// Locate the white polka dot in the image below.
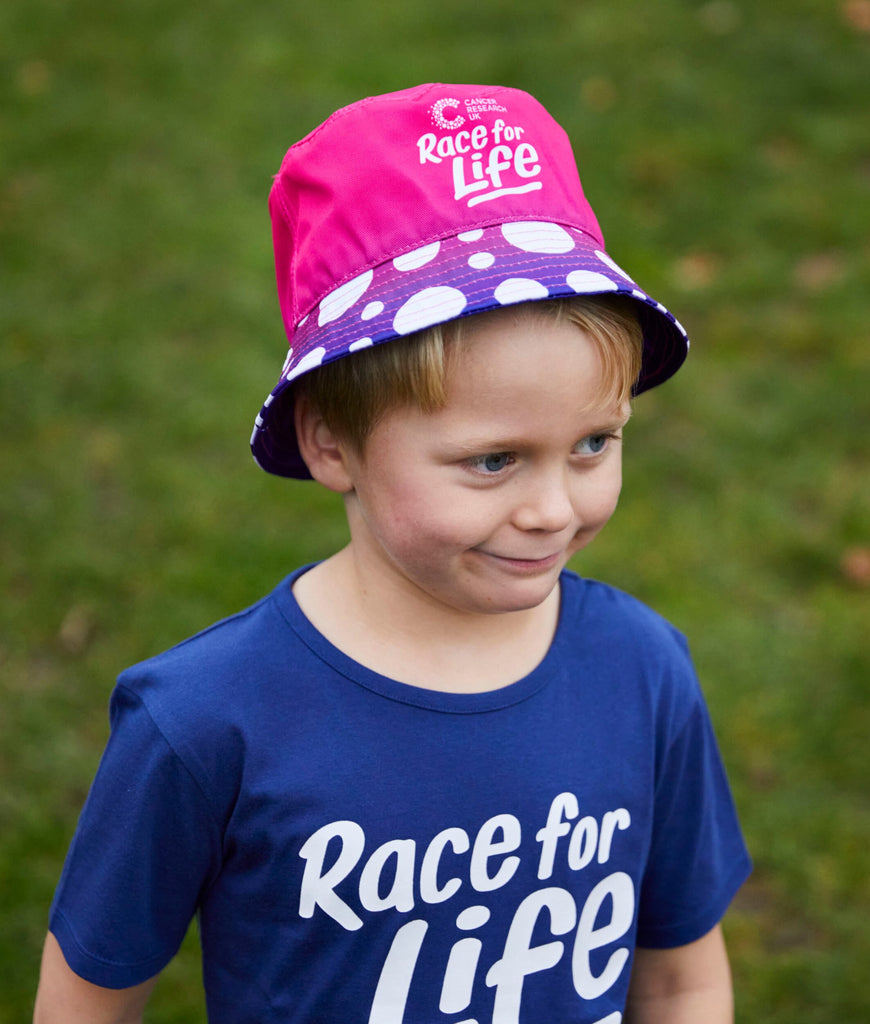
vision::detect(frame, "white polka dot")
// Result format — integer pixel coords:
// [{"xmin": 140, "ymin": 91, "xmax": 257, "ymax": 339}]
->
[
  {"xmin": 349, "ymin": 337, "xmax": 373, "ymax": 352},
  {"xmin": 494, "ymin": 278, "xmax": 550, "ymax": 304},
  {"xmin": 285, "ymin": 346, "xmax": 326, "ymax": 382},
  {"xmin": 393, "ymin": 287, "xmax": 467, "ymax": 334},
  {"xmin": 566, "ymin": 270, "xmax": 619, "ymax": 294},
  {"xmin": 361, "ymin": 301, "xmax": 384, "ymax": 321},
  {"xmin": 458, "ymin": 229, "xmax": 484, "ymax": 242},
  {"xmin": 393, "ymin": 242, "xmax": 441, "ymax": 271},
  {"xmin": 501, "ymin": 221, "xmax": 574, "ymax": 254},
  {"xmin": 468, "ymin": 251, "xmax": 495, "ymax": 270},
  {"xmin": 594, "ymin": 250, "xmax": 634, "ymax": 282},
  {"xmin": 318, "ymin": 270, "xmax": 374, "ymax": 326},
  {"xmin": 298, "ymin": 314, "xmax": 309, "ymax": 327},
  {"xmin": 281, "ymin": 347, "xmax": 295, "ymax": 376},
  {"xmin": 631, "ymin": 289, "xmax": 647, "ymax": 300}
]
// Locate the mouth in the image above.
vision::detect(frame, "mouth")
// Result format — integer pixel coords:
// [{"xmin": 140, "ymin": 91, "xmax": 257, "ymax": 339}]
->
[{"xmin": 477, "ymin": 550, "xmax": 564, "ymax": 573}]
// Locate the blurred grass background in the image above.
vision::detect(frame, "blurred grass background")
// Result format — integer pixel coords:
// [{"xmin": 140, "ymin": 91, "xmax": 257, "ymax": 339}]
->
[{"xmin": 2, "ymin": 0, "xmax": 869, "ymax": 1020}]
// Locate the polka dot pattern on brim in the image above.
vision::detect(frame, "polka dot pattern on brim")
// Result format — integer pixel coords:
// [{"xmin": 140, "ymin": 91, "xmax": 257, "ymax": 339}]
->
[
  {"xmin": 278, "ymin": 223, "xmax": 685, "ymax": 383},
  {"xmin": 252, "ymin": 220, "xmax": 688, "ymax": 477}
]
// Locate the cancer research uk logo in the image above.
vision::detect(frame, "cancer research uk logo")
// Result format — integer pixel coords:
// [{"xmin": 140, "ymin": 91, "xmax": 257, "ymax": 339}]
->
[
  {"xmin": 430, "ymin": 97, "xmax": 467, "ymax": 130},
  {"xmin": 418, "ymin": 96, "xmax": 543, "ymax": 209}
]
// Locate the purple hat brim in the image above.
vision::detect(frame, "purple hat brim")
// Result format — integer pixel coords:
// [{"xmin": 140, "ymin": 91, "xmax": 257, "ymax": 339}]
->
[{"xmin": 251, "ymin": 221, "xmax": 687, "ymax": 479}]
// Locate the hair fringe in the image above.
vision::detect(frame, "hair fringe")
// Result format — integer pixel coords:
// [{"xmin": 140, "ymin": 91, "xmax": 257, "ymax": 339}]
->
[{"xmin": 284, "ymin": 295, "xmax": 643, "ymax": 455}]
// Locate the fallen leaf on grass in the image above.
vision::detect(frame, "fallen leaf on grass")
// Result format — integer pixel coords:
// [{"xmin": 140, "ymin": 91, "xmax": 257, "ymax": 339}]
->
[
  {"xmin": 581, "ymin": 77, "xmax": 617, "ymax": 113},
  {"xmin": 59, "ymin": 606, "xmax": 97, "ymax": 655},
  {"xmin": 840, "ymin": 547, "xmax": 870, "ymax": 586},
  {"xmin": 672, "ymin": 252, "xmax": 719, "ymax": 290},
  {"xmin": 16, "ymin": 60, "xmax": 52, "ymax": 97},
  {"xmin": 698, "ymin": 1, "xmax": 742, "ymax": 34},
  {"xmin": 793, "ymin": 252, "xmax": 846, "ymax": 291},
  {"xmin": 842, "ymin": 0, "xmax": 870, "ymax": 32}
]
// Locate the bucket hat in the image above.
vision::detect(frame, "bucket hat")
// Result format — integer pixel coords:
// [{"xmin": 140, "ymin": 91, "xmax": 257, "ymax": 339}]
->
[{"xmin": 252, "ymin": 83, "xmax": 688, "ymax": 478}]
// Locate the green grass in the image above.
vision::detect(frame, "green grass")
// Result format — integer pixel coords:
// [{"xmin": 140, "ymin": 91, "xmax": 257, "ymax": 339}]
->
[{"xmin": 2, "ymin": 0, "xmax": 869, "ymax": 1020}]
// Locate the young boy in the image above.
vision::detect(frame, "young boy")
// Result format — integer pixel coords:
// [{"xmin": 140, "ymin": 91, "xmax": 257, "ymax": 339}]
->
[{"xmin": 35, "ymin": 84, "xmax": 751, "ymax": 1023}]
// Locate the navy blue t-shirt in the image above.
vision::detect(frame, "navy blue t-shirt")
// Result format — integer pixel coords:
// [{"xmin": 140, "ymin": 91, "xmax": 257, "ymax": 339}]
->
[{"xmin": 50, "ymin": 568, "xmax": 751, "ymax": 1023}]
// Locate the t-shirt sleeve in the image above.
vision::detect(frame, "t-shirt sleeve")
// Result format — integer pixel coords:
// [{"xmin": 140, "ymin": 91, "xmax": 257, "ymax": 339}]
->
[
  {"xmin": 634, "ymin": 674, "xmax": 751, "ymax": 949},
  {"xmin": 49, "ymin": 684, "xmax": 224, "ymax": 988}
]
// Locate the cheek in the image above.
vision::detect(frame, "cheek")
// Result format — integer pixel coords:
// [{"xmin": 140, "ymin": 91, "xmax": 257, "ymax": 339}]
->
[
  {"xmin": 377, "ymin": 491, "xmax": 489, "ymax": 560},
  {"xmin": 578, "ymin": 466, "xmax": 623, "ymax": 525},
  {"xmin": 395, "ymin": 507, "xmax": 477, "ymax": 553},
  {"xmin": 363, "ymin": 483, "xmax": 462, "ymax": 549}
]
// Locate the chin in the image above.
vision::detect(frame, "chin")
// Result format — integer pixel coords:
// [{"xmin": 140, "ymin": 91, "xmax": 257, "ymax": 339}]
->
[{"xmin": 465, "ymin": 579, "xmax": 561, "ymax": 616}]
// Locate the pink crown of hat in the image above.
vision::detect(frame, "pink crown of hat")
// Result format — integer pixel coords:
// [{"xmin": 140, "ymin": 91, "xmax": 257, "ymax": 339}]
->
[{"xmin": 251, "ymin": 83, "xmax": 688, "ymax": 478}]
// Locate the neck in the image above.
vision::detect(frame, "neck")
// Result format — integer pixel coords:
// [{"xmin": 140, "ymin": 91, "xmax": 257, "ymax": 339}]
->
[{"xmin": 292, "ymin": 547, "xmax": 561, "ymax": 693}]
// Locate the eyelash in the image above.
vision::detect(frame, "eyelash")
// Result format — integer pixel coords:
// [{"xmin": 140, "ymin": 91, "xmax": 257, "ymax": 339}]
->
[
  {"xmin": 466, "ymin": 452, "xmax": 516, "ymax": 474},
  {"xmin": 575, "ymin": 431, "xmax": 621, "ymax": 456}
]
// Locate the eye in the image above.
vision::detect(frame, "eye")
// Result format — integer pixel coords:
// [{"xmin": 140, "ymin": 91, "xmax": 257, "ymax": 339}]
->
[
  {"xmin": 575, "ymin": 432, "xmax": 618, "ymax": 456},
  {"xmin": 467, "ymin": 452, "xmax": 515, "ymax": 474}
]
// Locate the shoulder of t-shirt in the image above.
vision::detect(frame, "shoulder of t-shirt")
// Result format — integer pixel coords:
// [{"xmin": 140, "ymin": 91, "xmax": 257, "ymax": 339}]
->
[
  {"xmin": 560, "ymin": 569, "xmax": 690, "ymax": 652},
  {"xmin": 113, "ymin": 574, "xmax": 301, "ymax": 726},
  {"xmin": 557, "ymin": 570, "xmax": 703, "ymax": 720}
]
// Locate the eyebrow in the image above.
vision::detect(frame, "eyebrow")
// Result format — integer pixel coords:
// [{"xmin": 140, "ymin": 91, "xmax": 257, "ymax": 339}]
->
[{"xmin": 441, "ymin": 411, "xmax": 633, "ymax": 455}]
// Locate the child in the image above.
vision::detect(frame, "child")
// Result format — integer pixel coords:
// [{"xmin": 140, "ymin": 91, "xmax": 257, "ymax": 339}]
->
[{"xmin": 35, "ymin": 83, "xmax": 751, "ymax": 1023}]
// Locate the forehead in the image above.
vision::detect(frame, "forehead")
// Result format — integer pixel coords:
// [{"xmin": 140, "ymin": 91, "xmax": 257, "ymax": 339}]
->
[
  {"xmin": 364, "ymin": 308, "xmax": 630, "ymax": 455},
  {"xmin": 444, "ymin": 306, "xmax": 605, "ymax": 408}
]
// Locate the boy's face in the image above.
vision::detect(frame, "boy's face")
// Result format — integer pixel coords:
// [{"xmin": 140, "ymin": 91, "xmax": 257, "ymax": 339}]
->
[{"xmin": 339, "ymin": 307, "xmax": 630, "ymax": 620}]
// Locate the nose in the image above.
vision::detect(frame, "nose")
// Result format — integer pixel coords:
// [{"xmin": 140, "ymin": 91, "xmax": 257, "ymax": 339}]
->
[{"xmin": 511, "ymin": 468, "xmax": 575, "ymax": 534}]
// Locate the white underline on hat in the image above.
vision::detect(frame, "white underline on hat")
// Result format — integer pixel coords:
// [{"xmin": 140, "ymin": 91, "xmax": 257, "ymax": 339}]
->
[{"xmin": 467, "ymin": 182, "xmax": 543, "ymax": 207}]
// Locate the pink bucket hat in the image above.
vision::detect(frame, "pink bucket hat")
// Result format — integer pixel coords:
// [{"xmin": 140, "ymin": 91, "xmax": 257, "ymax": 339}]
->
[{"xmin": 251, "ymin": 83, "xmax": 688, "ymax": 478}]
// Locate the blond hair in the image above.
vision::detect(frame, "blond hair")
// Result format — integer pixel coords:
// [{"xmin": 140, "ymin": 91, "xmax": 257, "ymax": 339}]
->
[{"xmin": 289, "ymin": 294, "xmax": 643, "ymax": 454}]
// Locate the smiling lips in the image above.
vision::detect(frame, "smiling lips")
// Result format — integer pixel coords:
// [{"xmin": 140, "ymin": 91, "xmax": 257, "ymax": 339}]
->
[{"xmin": 477, "ymin": 550, "xmax": 564, "ymax": 571}]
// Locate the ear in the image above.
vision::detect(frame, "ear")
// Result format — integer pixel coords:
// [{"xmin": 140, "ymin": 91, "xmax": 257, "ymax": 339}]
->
[{"xmin": 294, "ymin": 394, "xmax": 355, "ymax": 493}]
